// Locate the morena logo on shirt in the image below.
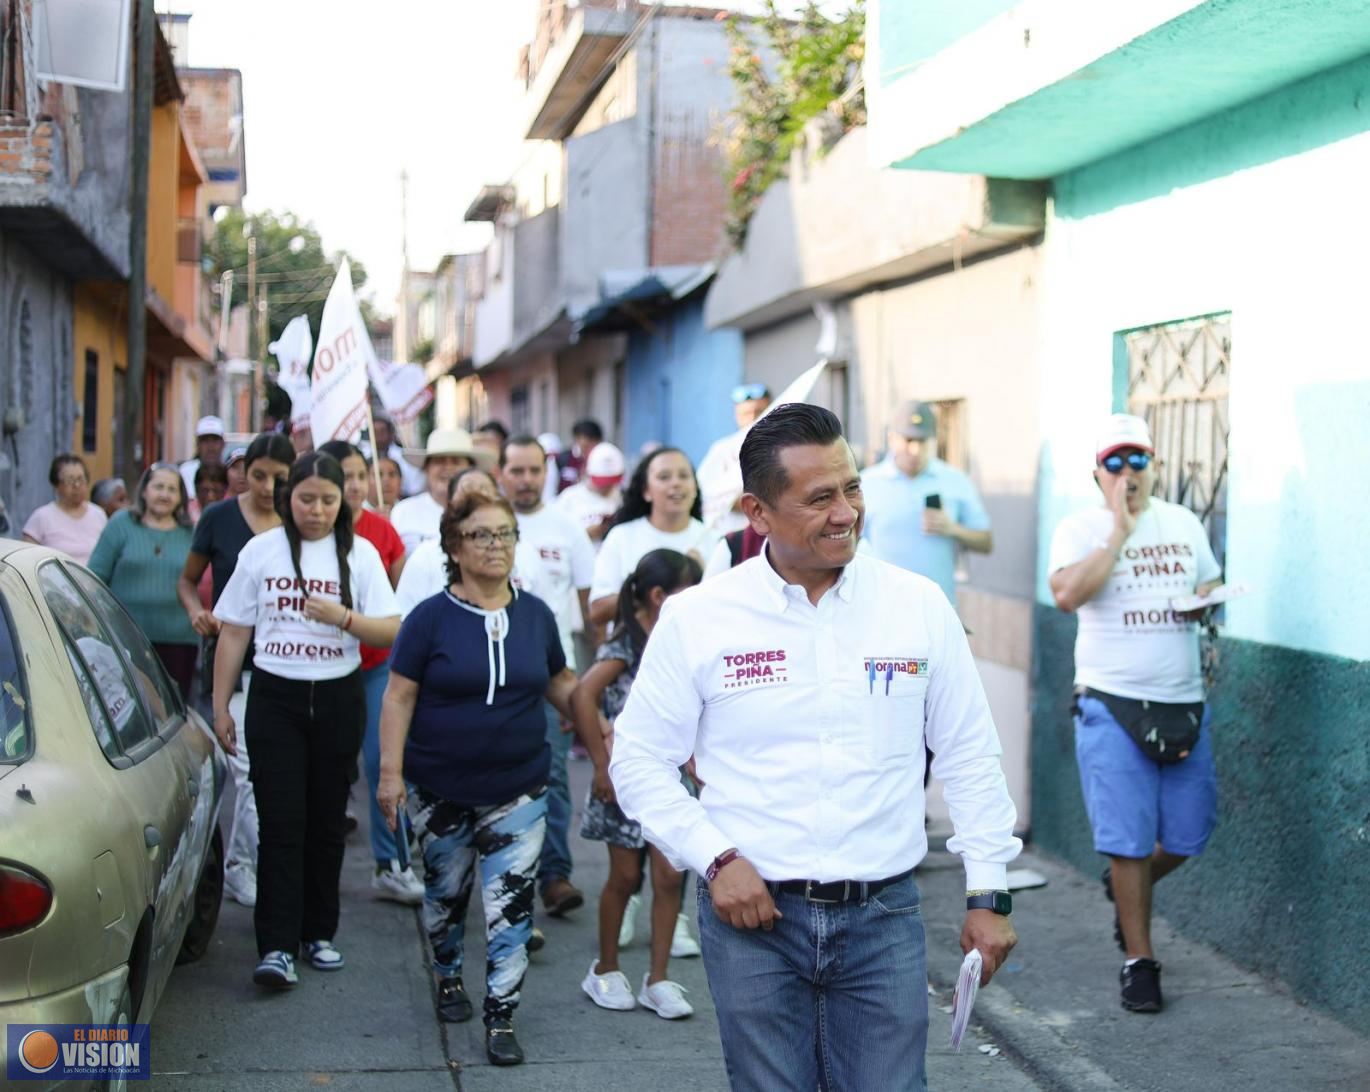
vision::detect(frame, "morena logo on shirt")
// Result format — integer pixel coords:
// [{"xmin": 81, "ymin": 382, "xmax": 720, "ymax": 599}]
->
[
  {"xmin": 863, "ymin": 657, "xmax": 929, "ymax": 676},
  {"xmin": 721, "ymin": 649, "xmax": 788, "ymax": 689}
]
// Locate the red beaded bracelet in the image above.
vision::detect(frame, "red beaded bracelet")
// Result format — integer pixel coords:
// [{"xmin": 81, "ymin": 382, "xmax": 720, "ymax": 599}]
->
[{"xmin": 706, "ymin": 847, "xmax": 742, "ymax": 883}]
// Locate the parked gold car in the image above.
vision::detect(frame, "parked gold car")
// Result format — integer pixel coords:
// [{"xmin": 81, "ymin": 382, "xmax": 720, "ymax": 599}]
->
[{"xmin": 0, "ymin": 541, "xmax": 225, "ymax": 1076}]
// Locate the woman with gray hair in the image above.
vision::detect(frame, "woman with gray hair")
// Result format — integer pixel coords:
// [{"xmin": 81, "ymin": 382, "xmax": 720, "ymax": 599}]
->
[
  {"xmin": 87, "ymin": 462, "xmax": 200, "ymax": 699},
  {"xmin": 91, "ymin": 477, "xmax": 130, "ymax": 517}
]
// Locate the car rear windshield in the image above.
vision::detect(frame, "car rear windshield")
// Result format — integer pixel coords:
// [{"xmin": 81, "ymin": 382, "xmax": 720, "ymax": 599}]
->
[{"xmin": 0, "ymin": 591, "xmax": 32, "ymax": 763}]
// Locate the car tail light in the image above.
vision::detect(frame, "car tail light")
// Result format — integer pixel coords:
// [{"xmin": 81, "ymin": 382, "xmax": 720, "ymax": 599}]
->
[{"xmin": 0, "ymin": 864, "xmax": 53, "ymax": 935}]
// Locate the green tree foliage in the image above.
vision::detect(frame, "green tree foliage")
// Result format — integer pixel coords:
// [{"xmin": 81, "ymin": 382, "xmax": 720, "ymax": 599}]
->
[
  {"xmin": 206, "ymin": 208, "xmax": 376, "ymax": 350},
  {"xmin": 723, "ymin": 1, "xmax": 866, "ymax": 246}
]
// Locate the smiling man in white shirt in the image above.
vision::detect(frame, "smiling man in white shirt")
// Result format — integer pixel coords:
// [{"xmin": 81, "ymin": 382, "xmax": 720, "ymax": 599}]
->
[{"xmin": 610, "ymin": 403, "xmax": 1021, "ymax": 1092}]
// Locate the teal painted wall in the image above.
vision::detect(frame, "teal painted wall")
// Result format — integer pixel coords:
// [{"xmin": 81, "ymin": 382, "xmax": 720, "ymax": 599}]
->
[
  {"xmin": 874, "ymin": 0, "xmax": 1017, "ymax": 87},
  {"xmin": 1032, "ymin": 606, "xmax": 1370, "ymax": 1034},
  {"xmin": 1035, "ymin": 53, "xmax": 1370, "ymax": 661},
  {"xmin": 1031, "ymin": 55, "xmax": 1370, "ymax": 1033}
]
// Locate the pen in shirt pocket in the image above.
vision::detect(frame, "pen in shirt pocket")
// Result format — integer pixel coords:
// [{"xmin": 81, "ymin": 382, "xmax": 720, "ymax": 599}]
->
[
  {"xmin": 868, "ymin": 660, "xmax": 876, "ymax": 694},
  {"xmin": 885, "ymin": 663, "xmax": 894, "ymax": 696}
]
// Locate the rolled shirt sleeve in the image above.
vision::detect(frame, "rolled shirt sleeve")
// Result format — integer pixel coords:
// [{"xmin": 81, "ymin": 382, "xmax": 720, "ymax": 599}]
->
[
  {"xmin": 609, "ymin": 600, "xmax": 734, "ymax": 875},
  {"xmin": 923, "ymin": 588, "xmax": 1022, "ymax": 891}
]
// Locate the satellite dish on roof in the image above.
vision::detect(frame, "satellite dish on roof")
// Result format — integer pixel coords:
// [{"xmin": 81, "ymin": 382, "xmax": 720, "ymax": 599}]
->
[{"xmin": 33, "ymin": 0, "xmax": 132, "ymax": 93}]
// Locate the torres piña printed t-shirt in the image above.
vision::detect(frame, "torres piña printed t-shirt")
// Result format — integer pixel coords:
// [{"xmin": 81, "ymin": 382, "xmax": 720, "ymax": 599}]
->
[
  {"xmin": 214, "ymin": 526, "xmax": 400, "ymax": 681},
  {"xmin": 1048, "ymin": 497, "xmax": 1221, "ymax": 704}
]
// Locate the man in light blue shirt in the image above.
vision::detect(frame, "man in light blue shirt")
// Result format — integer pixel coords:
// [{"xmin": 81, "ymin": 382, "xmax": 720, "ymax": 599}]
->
[{"xmin": 860, "ymin": 400, "xmax": 993, "ymax": 606}]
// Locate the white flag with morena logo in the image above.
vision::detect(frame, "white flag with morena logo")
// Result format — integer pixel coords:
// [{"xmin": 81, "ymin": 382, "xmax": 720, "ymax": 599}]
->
[
  {"xmin": 368, "ymin": 358, "xmax": 433, "ymax": 425},
  {"xmin": 309, "ymin": 259, "xmax": 375, "ymax": 444},
  {"xmin": 269, "ymin": 314, "xmax": 313, "ymax": 431}
]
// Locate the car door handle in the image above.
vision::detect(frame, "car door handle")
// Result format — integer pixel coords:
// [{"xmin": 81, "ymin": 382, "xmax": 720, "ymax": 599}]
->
[{"xmin": 144, "ymin": 825, "xmax": 161, "ymax": 849}]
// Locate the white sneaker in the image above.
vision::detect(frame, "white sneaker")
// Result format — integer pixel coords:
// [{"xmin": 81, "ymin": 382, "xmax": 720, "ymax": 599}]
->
[
  {"xmin": 670, "ymin": 912, "xmax": 700, "ymax": 958},
  {"xmin": 637, "ymin": 975, "xmax": 693, "ymax": 1019},
  {"xmin": 618, "ymin": 893, "xmax": 641, "ymax": 948},
  {"xmin": 224, "ymin": 863, "xmax": 257, "ymax": 908},
  {"xmin": 581, "ymin": 961, "xmax": 636, "ymax": 1011},
  {"xmin": 303, "ymin": 939, "xmax": 345, "ymax": 971},
  {"xmin": 372, "ymin": 862, "xmax": 424, "ymax": 905}
]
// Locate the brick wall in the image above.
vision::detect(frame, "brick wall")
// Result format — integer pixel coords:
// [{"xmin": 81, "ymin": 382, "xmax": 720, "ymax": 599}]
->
[
  {"xmin": 650, "ymin": 136, "xmax": 726, "ymax": 266},
  {"xmin": 0, "ymin": 119, "xmax": 55, "ymax": 181}
]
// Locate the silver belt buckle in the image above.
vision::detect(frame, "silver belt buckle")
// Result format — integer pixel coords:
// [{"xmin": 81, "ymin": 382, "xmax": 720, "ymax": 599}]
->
[{"xmin": 805, "ymin": 879, "xmax": 848, "ymax": 903}]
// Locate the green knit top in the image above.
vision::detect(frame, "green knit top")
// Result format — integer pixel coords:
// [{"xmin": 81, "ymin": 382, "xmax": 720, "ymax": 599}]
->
[{"xmin": 86, "ymin": 509, "xmax": 198, "ymax": 646}]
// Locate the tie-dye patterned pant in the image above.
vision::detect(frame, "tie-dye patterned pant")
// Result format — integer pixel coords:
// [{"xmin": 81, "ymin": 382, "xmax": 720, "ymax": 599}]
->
[{"xmin": 407, "ymin": 783, "xmax": 548, "ymax": 1025}]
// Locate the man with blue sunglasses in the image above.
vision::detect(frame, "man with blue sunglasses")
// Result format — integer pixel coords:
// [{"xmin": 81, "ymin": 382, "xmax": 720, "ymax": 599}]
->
[{"xmin": 1047, "ymin": 413, "xmax": 1222, "ymax": 1015}]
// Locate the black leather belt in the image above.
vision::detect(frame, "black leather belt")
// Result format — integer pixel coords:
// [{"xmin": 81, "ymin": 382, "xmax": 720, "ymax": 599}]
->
[{"xmin": 770, "ymin": 868, "xmax": 915, "ymax": 904}]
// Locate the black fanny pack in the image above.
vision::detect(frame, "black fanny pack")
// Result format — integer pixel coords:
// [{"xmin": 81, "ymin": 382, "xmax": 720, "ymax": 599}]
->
[{"xmin": 1081, "ymin": 687, "xmax": 1203, "ymax": 764}]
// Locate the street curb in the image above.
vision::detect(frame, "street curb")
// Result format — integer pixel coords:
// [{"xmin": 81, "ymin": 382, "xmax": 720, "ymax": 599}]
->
[{"xmin": 927, "ymin": 963, "xmax": 1125, "ymax": 1092}]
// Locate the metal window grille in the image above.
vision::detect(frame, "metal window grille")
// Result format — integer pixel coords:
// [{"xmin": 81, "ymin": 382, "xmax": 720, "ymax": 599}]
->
[{"xmin": 1123, "ymin": 314, "xmax": 1231, "ymax": 571}]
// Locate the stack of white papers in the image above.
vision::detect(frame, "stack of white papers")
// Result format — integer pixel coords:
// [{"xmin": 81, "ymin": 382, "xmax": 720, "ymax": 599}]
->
[
  {"xmin": 1170, "ymin": 582, "xmax": 1248, "ymax": 612},
  {"xmin": 949, "ymin": 949, "xmax": 983, "ymax": 1051}
]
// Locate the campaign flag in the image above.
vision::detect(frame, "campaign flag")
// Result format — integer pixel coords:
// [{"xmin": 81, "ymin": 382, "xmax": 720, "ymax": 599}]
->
[
  {"xmin": 268, "ymin": 315, "xmax": 313, "ymax": 430},
  {"xmin": 309, "ymin": 259, "xmax": 376, "ymax": 444},
  {"xmin": 368, "ymin": 358, "xmax": 434, "ymax": 425}
]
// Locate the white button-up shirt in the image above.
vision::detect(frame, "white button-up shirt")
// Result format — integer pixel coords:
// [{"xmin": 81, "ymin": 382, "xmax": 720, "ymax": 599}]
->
[{"xmin": 610, "ymin": 549, "xmax": 1021, "ymax": 890}]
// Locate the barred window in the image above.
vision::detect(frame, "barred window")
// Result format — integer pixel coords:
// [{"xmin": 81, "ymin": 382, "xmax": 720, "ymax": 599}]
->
[{"xmin": 1120, "ymin": 314, "xmax": 1231, "ymax": 571}]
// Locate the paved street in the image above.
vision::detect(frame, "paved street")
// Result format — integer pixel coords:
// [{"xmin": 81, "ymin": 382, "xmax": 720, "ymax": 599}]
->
[{"xmin": 151, "ymin": 760, "xmax": 1039, "ymax": 1090}]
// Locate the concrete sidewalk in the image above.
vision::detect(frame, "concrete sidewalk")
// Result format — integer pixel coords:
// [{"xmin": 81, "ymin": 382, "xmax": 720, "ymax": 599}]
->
[
  {"xmin": 151, "ymin": 759, "xmax": 1036, "ymax": 1090},
  {"xmin": 916, "ymin": 838, "xmax": 1370, "ymax": 1092}
]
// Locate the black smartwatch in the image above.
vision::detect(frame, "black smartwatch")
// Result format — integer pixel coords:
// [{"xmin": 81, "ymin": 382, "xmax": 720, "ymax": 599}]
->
[{"xmin": 966, "ymin": 890, "xmax": 1012, "ymax": 915}]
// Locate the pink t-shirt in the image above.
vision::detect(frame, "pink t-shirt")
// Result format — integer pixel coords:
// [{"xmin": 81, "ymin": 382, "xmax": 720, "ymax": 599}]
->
[{"xmin": 22, "ymin": 502, "xmax": 108, "ymax": 565}]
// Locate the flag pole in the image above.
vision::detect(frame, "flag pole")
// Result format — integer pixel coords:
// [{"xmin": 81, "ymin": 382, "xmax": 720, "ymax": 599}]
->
[{"xmin": 364, "ymin": 402, "xmax": 388, "ymax": 516}]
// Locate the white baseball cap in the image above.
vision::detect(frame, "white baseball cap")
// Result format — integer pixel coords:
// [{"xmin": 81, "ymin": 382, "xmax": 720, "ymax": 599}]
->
[
  {"xmin": 586, "ymin": 442, "xmax": 625, "ymax": 482},
  {"xmin": 195, "ymin": 415, "xmax": 225, "ymax": 438},
  {"xmin": 1095, "ymin": 414, "xmax": 1153, "ymax": 462}
]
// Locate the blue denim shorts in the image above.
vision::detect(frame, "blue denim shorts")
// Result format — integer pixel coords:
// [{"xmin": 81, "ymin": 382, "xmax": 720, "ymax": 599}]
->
[{"xmin": 1074, "ymin": 694, "xmax": 1218, "ymax": 859}]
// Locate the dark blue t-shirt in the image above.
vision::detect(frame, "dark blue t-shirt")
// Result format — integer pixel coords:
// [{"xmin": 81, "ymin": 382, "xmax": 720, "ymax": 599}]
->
[
  {"xmin": 191, "ymin": 496, "xmax": 258, "ymax": 673},
  {"xmin": 391, "ymin": 589, "xmax": 566, "ymax": 806}
]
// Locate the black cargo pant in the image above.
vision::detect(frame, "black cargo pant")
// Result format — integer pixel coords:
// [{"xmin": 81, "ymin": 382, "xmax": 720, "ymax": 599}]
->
[{"xmin": 245, "ymin": 667, "xmax": 364, "ymax": 958}]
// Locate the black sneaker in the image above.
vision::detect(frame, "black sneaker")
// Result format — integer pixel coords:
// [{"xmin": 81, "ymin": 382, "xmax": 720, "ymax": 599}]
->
[
  {"xmin": 435, "ymin": 976, "xmax": 473, "ymax": 1023},
  {"xmin": 527, "ymin": 926, "xmax": 546, "ymax": 953},
  {"xmin": 1102, "ymin": 868, "xmax": 1125, "ymax": 953},
  {"xmin": 1120, "ymin": 958, "xmax": 1163, "ymax": 1013},
  {"xmin": 485, "ymin": 1019, "xmax": 524, "ymax": 1066}
]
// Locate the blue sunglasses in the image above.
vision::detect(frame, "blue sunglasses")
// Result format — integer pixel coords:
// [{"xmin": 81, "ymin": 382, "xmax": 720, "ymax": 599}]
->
[
  {"xmin": 1100, "ymin": 451, "xmax": 1152, "ymax": 474},
  {"xmin": 731, "ymin": 383, "xmax": 769, "ymax": 404}
]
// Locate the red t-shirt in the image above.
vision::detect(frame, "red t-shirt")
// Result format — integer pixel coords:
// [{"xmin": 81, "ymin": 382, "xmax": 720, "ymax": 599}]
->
[{"xmin": 353, "ymin": 508, "xmax": 404, "ymax": 671}]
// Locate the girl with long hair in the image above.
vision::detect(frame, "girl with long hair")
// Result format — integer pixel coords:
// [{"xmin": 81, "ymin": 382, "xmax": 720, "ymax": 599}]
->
[
  {"xmin": 177, "ymin": 431, "xmax": 296, "ymax": 909},
  {"xmin": 575, "ymin": 549, "xmax": 703, "ymax": 1020},
  {"xmin": 211, "ymin": 452, "xmax": 401, "ymax": 989},
  {"xmin": 587, "ymin": 447, "xmax": 718, "ymax": 627}
]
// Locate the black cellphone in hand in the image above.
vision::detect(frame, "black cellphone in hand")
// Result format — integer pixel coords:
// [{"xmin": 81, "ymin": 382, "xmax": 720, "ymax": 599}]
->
[{"xmin": 925, "ymin": 494, "xmax": 942, "ymax": 510}]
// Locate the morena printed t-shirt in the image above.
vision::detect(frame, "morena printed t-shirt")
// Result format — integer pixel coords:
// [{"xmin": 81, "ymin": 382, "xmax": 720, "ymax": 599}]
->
[
  {"xmin": 1048, "ymin": 497, "xmax": 1221, "ymax": 703},
  {"xmin": 214, "ymin": 526, "xmax": 400, "ymax": 681},
  {"xmin": 590, "ymin": 517, "xmax": 719, "ymax": 603},
  {"xmin": 391, "ymin": 589, "xmax": 566, "ymax": 806}
]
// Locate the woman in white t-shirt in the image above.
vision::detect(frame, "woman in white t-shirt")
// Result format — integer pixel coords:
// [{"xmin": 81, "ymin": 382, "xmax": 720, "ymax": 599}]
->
[
  {"xmin": 588, "ymin": 448, "xmax": 718, "ymax": 626},
  {"xmin": 212, "ymin": 452, "xmax": 401, "ymax": 991}
]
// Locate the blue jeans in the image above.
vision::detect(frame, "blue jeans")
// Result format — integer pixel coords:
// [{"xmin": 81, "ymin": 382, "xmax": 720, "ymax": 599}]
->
[
  {"xmin": 698, "ymin": 873, "xmax": 928, "ymax": 1092},
  {"xmin": 536, "ymin": 702, "xmax": 573, "ymax": 888},
  {"xmin": 362, "ymin": 659, "xmax": 405, "ymax": 866}
]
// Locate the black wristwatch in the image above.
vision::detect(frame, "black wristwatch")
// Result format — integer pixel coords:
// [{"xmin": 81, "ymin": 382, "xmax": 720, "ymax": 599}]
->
[{"xmin": 966, "ymin": 890, "xmax": 1012, "ymax": 915}]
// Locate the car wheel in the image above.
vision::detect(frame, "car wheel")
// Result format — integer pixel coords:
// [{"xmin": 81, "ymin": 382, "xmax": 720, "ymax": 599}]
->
[
  {"xmin": 176, "ymin": 827, "xmax": 223, "ymax": 965},
  {"xmin": 95, "ymin": 976, "xmax": 135, "ymax": 1092}
]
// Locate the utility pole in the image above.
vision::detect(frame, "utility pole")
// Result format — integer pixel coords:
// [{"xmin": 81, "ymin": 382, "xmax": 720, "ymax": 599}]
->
[
  {"xmin": 256, "ymin": 284, "xmax": 270, "ymax": 409},
  {"xmin": 123, "ymin": 0, "xmax": 155, "ymax": 481},
  {"xmin": 246, "ymin": 233, "xmax": 258, "ymax": 430}
]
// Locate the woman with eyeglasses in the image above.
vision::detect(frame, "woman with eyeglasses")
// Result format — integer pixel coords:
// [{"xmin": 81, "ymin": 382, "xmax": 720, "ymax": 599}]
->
[
  {"xmin": 587, "ymin": 446, "xmax": 719, "ymax": 627},
  {"xmin": 377, "ymin": 490, "xmax": 578, "ymax": 1068},
  {"xmin": 87, "ymin": 463, "xmax": 199, "ymax": 700},
  {"xmin": 22, "ymin": 454, "xmax": 107, "ymax": 565},
  {"xmin": 212, "ymin": 452, "xmax": 401, "ymax": 991}
]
